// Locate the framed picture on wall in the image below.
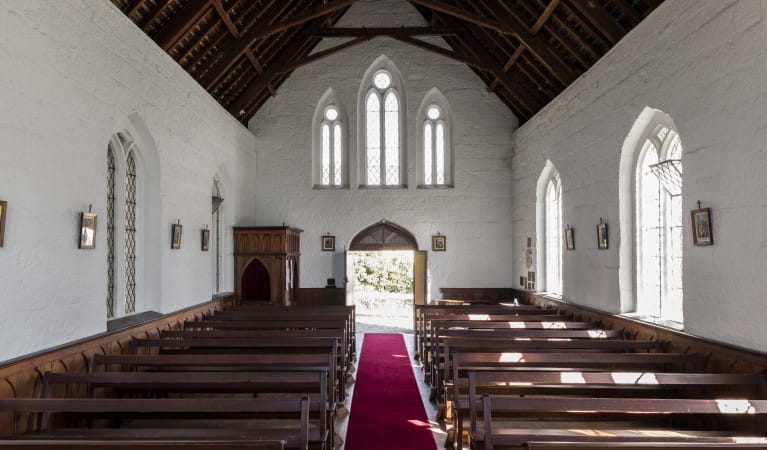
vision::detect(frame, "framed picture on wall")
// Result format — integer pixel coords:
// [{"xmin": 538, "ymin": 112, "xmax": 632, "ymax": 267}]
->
[
  {"xmin": 0, "ymin": 200, "xmax": 6, "ymax": 248},
  {"xmin": 322, "ymin": 235, "xmax": 335, "ymax": 251},
  {"xmin": 78, "ymin": 212, "xmax": 97, "ymax": 249},
  {"xmin": 171, "ymin": 222, "xmax": 183, "ymax": 249},
  {"xmin": 201, "ymin": 228, "xmax": 210, "ymax": 251},
  {"xmin": 691, "ymin": 207, "xmax": 713, "ymax": 246},
  {"xmin": 565, "ymin": 226, "xmax": 575, "ymax": 251},
  {"xmin": 596, "ymin": 222, "xmax": 608, "ymax": 249},
  {"xmin": 432, "ymin": 235, "xmax": 446, "ymax": 251}
]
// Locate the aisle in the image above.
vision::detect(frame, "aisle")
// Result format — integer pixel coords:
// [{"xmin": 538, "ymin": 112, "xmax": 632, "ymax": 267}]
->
[{"xmin": 344, "ymin": 333, "xmax": 438, "ymax": 450}]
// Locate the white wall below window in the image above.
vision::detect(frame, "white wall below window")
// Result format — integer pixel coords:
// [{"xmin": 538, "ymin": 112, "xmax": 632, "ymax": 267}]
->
[
  {"xmin": 249, "ymin": 0, "xmax": 517, "ymax": 294},
  {"xmin": 511, "ymin": 0, "xmax": 767, "ymax": 351},
  {"xmin": 0, "ymin": 0, "xmax": 256, "ymax": 361}
]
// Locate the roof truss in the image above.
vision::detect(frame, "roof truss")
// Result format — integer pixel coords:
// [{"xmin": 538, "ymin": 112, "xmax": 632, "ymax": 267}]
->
[{"xmin": 110, "ymin": 0, "xmax": 664, "ymax": 125}]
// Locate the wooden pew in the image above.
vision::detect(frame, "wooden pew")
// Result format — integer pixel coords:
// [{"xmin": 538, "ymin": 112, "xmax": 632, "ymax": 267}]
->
[
  {"xmin": 452, "ymin": 371, "xmax": 767, "ymax": 449},
  {"xmin": 415, "ymin": 305, "xmax": 559, "ymax": 358},
  {"xmin": 0, "ymin": 440, "xmax": 285, "ymax": 449},
  {"xmin": 479, "ymin": 396, "xmax": 767, "ymax": 450},
  {"xmin": 42, "ymin": 370, "xmax": 332, "ymax": 444},
  {"xmin": 91, "ymin": 353, "xmax": 338, "ymax": 408},
  {"xmin": 0, "ymin": 398, "xmax": 316, "ymax": 450},
  {"xmin": 221, "ymin": 305, "xmax": 356, "ymax": 355},
  {"xmin": 425, "ymin": 328, "xmax": 624, "ymax": 387},
  {"xmin": 524, "ymin": 444, "xmax": 767, "ymax": 449}
]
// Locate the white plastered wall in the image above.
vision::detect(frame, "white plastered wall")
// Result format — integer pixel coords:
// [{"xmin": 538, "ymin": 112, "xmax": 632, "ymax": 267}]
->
[
  {"xmin": 511, "ymin": 0, "xmax": 767, "ymax": 351},
  {"xmin": 249, "ymin": 0, "xmax": 517, "ymax": 296},
  {"xmin": 0, "ymin": 0, "xmax": 256, "ymax": 361}
]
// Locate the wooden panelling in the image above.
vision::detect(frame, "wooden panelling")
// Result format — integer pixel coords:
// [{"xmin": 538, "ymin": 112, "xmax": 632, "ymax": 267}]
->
[
  {"xmin": 234, "ymin": 227, "xmax": 302, "ymax": 305},
  {"xmin": 439, "ymin": 287, "xmax": 519, "ymax": 302},
  {"xmin": 294, "ymin": 288, "xmax": 346, "ymax": 306},
  {"xmin": 0, "ymin": 294, "xmax": 234, "ymax": 435}
]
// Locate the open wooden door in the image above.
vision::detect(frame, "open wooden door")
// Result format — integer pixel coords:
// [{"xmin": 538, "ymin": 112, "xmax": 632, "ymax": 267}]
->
[
  {"xmin": 414, "ymin": 250, "xmax": 427, "ymax": 305},
  {"xmin": 345, "ymin": 249, "xmax": 355, "ymax": 306}
]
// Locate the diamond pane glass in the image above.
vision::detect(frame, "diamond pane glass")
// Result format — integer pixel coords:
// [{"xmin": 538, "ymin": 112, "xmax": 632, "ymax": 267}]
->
[
  {"xmin": 321, "ymin": 123, "xmax": 330, "ymax": 185},
  {"xmin": 384, "ymin": 91, "xmax": 399, "ymax": 185},
  {"xmin": 637, "ymin": 143, "xmax": 661, "ymax": 318},
  {"xmin": 424, "ymin": 122, "xmax": 432, "ymax": 185},
  {"xmin": 125, "ymin": 151, "xmax": 137, "ymax": 314},
  {"xmin": 333, "ymin": 124, "xmax": 342, "ymax": 185},
  {"xmin": 436, "ymin": 122, "xmax": 445, "ymax": 184},
  {"xmin": 373, "ymin": 71, "xmax": 391, "ymax": 89},
  {"xmin": 106, "ymin": 145, "xmax": 115, "ymax": 318},
  {"xmin": 545, "ymin": 179, "xmax": 562, "ymax": 295},
  {"xmin": 366, "ymin": 93, "xmax": 381, "ymax": 185}
]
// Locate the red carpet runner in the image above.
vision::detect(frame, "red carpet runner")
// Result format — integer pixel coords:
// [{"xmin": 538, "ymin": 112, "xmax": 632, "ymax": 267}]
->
[{"xmin": 345, "ymin": 333, "xmax": 437, "ymax": 450}]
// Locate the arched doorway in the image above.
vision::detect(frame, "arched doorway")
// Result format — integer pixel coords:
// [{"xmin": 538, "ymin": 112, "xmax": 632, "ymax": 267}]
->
[
  {"xmin": 347, "ymin": 221, "xmax": 426, "ymax": 331},
  {"xmin": 241, "ymin": 258, "xmax": 271, "ymax": 302}
]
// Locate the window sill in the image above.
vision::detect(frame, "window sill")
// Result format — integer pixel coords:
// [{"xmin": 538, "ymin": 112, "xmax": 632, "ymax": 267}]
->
[
  {"xmin": 417, "ymin": 184, "xmax": 454, "ymax": 189},
  {"xmin": 313, "ymin": 184, "xmax": 349, "ymax": 190},
  {"xmin": 619, "ymin": 312, "xmax": 684, "ymax": 331},
  {"xmin": 358, "ymin": 184, "xmax": 408, "ymax": 190}
]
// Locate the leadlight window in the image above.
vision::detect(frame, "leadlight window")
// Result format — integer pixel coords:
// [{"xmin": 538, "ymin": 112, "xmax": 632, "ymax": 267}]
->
[
  {"xmin": 423, "ymin": 105, "xmax": 447, "ymax": 185},
  {"xmin": 545, "ymin": 174, "xmax": 562, "ymax": 295},
  {"xmin": 365, "ymin": 70, "xmax": 401, "ymax": 186},
  {"xmin": 106, "ymin": 145, "xmax": 115, "ymax": 318},
  {"xmin": 125, "ymin": 151, "xmax": 137, "ymax": 314},
  {"xmin": 635, "ymin": 128, "xmax": 683, "ymax": 323},
  {"xmin": 320, "ymin": 105, "xmax": 343, "ymax": 186}
]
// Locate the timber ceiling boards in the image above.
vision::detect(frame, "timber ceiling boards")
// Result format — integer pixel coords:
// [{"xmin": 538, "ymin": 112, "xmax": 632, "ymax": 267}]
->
[{"xmin": 111, "ymin": 0, "xmax": 663, "ymax": 125}]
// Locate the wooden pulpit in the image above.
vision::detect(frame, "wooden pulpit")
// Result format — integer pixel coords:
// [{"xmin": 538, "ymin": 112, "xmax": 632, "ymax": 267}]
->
[{"xmin": 233, "ymin": 226, "xmax": 302, "ymax": 305}]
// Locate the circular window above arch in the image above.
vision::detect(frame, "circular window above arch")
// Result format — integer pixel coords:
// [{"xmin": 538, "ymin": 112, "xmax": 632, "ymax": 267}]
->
[
  {"xmin": 324, "ymin": 105, "xmax": 339, "ymax": 121},
  {"xmin": 373, "ymin": 70, "xmax": 392, "ymax": 90},
  {"xmin": 427, "ymin": 105, "xmax": 441, "ymax": 120}
]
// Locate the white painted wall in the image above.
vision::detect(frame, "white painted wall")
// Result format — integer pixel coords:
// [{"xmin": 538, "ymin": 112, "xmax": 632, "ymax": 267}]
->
[
  {"xmin": 0, "ymin": 0, "xmax": 256, "ymax": 361},
  {"xmin": 511, "ymin": 0, "xmax": 767, "ymax": 351},
  {"xmin": 249, "ymin": 0, "xmax": 517, "ymax": 296}
]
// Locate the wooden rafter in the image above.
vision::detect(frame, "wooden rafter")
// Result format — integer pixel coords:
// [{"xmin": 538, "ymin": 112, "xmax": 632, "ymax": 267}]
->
[
  {"xmin": 287, "ymin": 36, "xmax": 372, "ymax": 72},
  {"xmin": 564, "ymin": 0, "xmax": 625, "ymax": 45},
  {"xmin": 211, "ymin": 0, "xmax": 240, "ymax": 38},
  {"xmin": 112, "ymin": 0, "xmax": 663, "ymax": 124},
  {"xmin": 532, "ymin": 0, "xmax": 561, "ymax": 34},
  {"xmin": 200, "ymin": 0, "xmax": 357, "ymax": 90},
  {"xmin": 154, "ymin": 0, "xmax": 211, "ymax": 50},
  {"xmin": 311, "ymin": 26, "xmax": 460, "ymax": 37},
  {"xmin": 228, "ymin": 18, "xmax": 330, "ymax": 117},
  {"xmin": 392, "ymin": 35, "xmax": 487, "ymax": 71}
]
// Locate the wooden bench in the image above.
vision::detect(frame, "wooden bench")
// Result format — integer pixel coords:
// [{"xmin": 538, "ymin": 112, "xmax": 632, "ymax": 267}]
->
[
  {"xmin": 42, "ymin": 370, "xmax": 332, "ymax": 445},
  {"xmin": 479, "ymin": 396, "xmax": 767, "ymax": 450},
  {"xmin": 415, "ymin": 305, "xmax": 559, "ymax": 358},
  {"xmin": 452, "ymin": 371, "xmax": 767, "ymax": 449},
  {"xmin": 524, "ymin": 442, "xmax": 767, "ymax": 449},
  {"xmin": 0, "ymin": 440, "xmax": 285, "ymax": 449},
  {"xmin": 0, "ymin": 398, "xmax": 318, "ymax": 450}
]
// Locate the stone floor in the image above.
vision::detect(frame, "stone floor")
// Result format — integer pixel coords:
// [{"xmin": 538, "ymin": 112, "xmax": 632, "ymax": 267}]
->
[{"xmin": 336, "ymin": 320, "xmax": 447, "ymax": 450}]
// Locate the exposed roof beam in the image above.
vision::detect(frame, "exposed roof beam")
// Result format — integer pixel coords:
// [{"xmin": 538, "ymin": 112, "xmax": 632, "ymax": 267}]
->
[
  {"xmin": 245, "ymin": 50, "xmax": 275, "ymax": 96},
  {"xmin": 228, "ymin": 19, "xmax": 329, "ymax": 117},
  {"xmin": 142, "ymin": 0, "xmax": 177, "ymax": 31},
  {"xmin": 287, "ymin": 37, "xmax": 372, "ymax": 71},
  {"xmin": 392, "ymin": 35, "xmax": 487, "ymax": 72},
  {"xmin": 564, "ymin": 0, "xmax": 625, "ymax": 45},
  {"xmin": 409, "ymin": 0, "xmax": 576, "ymax": 85},
  {"xmin": 211, "ymin": 0, "xmax": 240, "ymax": 38},
  {"xmin": 200, "ymin": 0, "xmax": 357, "ymax": 90},
  {"xmin": 311, "ymin": 26, "xmax": 460, "ymax": 37},
  {"xmin": 127, "ymin": 0, "xmax": 149, "ymax": 17},
  {"xmin": 487, "ymin": 45, "xmax": 524, "ymax": 93},
  {"xmin": 154, "ymin": 0, "xmax": 211, "ymax": 50},
  {"xmin": 452, "ymin": 29, "xmax": 539, "ymax": 116},
  {"xmin": 532, "ymin": 0, "xmax": 561, "ymax": 34}
]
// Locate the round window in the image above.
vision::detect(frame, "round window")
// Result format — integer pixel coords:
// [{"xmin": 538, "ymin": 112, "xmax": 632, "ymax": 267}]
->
[
  {"xmin": 373, "ymin": 71, "xmax": 392, "ymax": 89},
  {"xmin": 325, "ymin": 106, "xmax": 339, "ymax": 121},
  {"xmin": 427, "ymin": 105, "xmax": 441, "ymax": 120}
]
